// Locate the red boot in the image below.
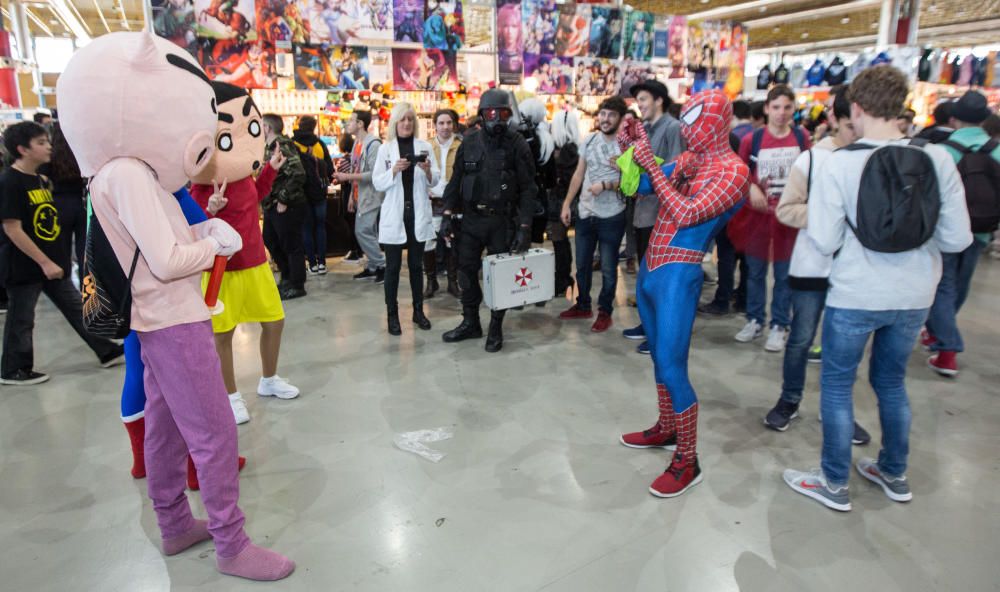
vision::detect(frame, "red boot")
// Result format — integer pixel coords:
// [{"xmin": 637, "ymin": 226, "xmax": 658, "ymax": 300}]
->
[
  {"xmin": 187, "ymin": 454, "xmax": 247, "ymax": 491},
  {"xmin": 124, "ymin": 418, "xmax": 146, "ymax": 479},
  {"xmin": 928, "ymin": 351, "xmax": 958, "ymax": 377},
  {"xmin": 920, "ymin": 329, "xmax": 937, "ymax": 350}
]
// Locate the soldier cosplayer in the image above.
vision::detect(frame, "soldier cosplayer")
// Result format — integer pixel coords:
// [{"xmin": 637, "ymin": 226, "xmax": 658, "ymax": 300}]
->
[{"xmin": 440, "ymin": 89, "xmax": 538, "ymax": 352}]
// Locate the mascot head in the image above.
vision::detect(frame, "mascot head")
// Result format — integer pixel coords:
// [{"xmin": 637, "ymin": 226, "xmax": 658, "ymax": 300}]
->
[
  {"xmin": 678, "ymin": 89, "xmax": 732, "ymax": 155},
  {"xmin": 56, "ymin": 32, "xmax": 217, "ymax": 192},
  {"xmin": 190, "ymin": 82, "xmax": 266, "ymax": 185}
]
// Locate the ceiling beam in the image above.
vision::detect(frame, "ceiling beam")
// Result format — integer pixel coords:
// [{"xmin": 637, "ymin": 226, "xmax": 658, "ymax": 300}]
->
[
  {"xmin": 749, "ymin": 17, "xmax": 1000, "ymax": 53},
  {"xmin": 744, "ymin": 0, "xmax": 882, "ymax": 28}
]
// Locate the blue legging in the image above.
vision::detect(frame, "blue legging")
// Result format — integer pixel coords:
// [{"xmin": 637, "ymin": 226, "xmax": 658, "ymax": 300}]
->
[
  {"xmin": 636, "ymin": 259, "xmax": 703, "ymax": 414},
  {"xmin": 120, "ymin": 188, "xmax": 208, "ymax": 421}
]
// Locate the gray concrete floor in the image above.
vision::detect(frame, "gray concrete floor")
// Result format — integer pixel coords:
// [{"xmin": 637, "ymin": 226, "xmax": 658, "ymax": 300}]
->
[{"xmin": 1, "ymin": 250, "xmax": 998, "ymax": 592}]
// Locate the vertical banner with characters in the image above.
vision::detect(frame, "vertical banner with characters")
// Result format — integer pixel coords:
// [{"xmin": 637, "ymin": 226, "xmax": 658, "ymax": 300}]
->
[
  {"xmin": 555, "ymin": 3, "xmax": 591, "ymax": 57},
  {"xmin": 652, "ymin": 15, "xmax": 669, "ymax": 59},
  {"xmin": 464, "ymin": 2, "xmax": 494, "ymax": 51},
  {"xmin": 496, "ymin": 0, "xmax": 523, "ymax": 84},
  {"xmin": 392, "ymin": 48, "xmax": 459, "ymax": 90},
  {"xmin": 195, "ymin": 0, "xmax": 257, "ymax": 41},
  {"xmin": 424, "ymin": 0, "xmax": 464, "ymax": 51},
  {"xmin": 623, "ymin": 10, "xmax": 654, "ymax": 62},
  {"xmin": 618, "ymin": 62, "xmax": 657, "ymax": 98},
  {"xmin": 588, "ymin": 7, "xmax": 622, "ymax": 59},
  {"xmin": 197, "ymin": 39, "xmax": 278, "ymax": 89},
  {"xmin": 722, "ymin": 23, "xmax": 748, "ymax": 98},
  {"xmin": 524, "ymin": 53, "xmax": 574, "ymax": 94},
  {"xmin": 394, "ymin": 0, "xmax": 424, "ymax": 43},
  {"xmin": 294, "ymin": 45, "xmax": 371, "ymax": 90},
  {"xmin": 668, "ymin": 15, "xmax": 687, "ymax": 78},
  {"xmin": 574, "ymin": 57, "xmax": 620, "ymax": 96},
  {"xmin": 522, "ymin": 0, "xmax": 559, "ymax": 56},
  {"xmin": 153, "ymin": 0, "xmax": 198, "ymax": 55}
]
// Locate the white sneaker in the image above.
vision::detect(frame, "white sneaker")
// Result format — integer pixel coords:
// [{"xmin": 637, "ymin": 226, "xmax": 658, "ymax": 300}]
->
[
  {"xmin": 228, "ymin": 393, "xmax": 250, "ymax": 425},
  {"xmin": 734, "ymin": 319, "xmax": 763, "ymax": 343},
  {"xmin": 258, "ymin": 375, "xmax": 300, "ymax": 400},
  {"xmin": 765, "ymin": 326, "xmax": 789, "ymax": 352}
]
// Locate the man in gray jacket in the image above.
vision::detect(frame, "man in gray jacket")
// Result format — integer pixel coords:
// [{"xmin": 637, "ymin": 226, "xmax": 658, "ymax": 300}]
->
[{"xmin": 335, "ymin": 110, "xmax": 385, "ymax": 283}]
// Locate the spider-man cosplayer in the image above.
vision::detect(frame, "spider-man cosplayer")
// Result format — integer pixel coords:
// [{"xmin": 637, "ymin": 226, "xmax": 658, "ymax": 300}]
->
[{"xmin": 618, "ymin": 89, "xmax": 749, "ymax": 498}]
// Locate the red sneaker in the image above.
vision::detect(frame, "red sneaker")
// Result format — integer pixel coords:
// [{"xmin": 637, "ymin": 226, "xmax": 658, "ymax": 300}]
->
[
  {"xmin": 928, "ymin": 351, "xmax": 958, "ymax": 377},
  {"xmin": 559, "ymin": 305, "xmax": 594, "ymax": 320},
  {"xmin": 591, "ymin": 311, "xmax": 613, "ymax": 332},
  {"xmin": 649, "ymin": 454, "xmax": 703, "ymax": 498},
  {"xmin": 920, "ymin": 329, "xmax": 937, "ymax": 350},
  {"xmin": 620, "ymin": 424, "xmax": 677, "ymax": 449}
]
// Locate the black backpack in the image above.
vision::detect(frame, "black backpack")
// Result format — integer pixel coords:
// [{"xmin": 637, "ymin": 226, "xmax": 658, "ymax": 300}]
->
[
  {"xmin": 748, "ymin": 126, "xmax": 807, "ymax": 176},
  {"xmin": 941, "ymin": 139, "xmax": 1000, "ymax": 233},
  {"xmin": 81, "ymin": 195, "xmax": 139, "ymax": 339},
  {"xmin": 295, "ymin": 141, "xmax": 328, "ymax": 204},
  {"xmin": 841, "ymin": 139, "xmax": 940, "ymax": 253}
]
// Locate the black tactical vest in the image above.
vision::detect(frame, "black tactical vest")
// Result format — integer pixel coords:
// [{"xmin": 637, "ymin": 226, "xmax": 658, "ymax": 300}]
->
[{"xmin": 460, "ymin": 130, "xmax": 518, "ymax": 211}]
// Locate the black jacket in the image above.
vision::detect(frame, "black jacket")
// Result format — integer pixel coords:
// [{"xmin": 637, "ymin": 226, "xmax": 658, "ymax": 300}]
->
[{"xmin": 292, "ymin": 130, "xmax": 335, "ymax": 184}]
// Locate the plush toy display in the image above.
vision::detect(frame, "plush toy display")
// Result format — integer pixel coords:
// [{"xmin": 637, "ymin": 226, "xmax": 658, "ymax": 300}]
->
[
  {"xmin": 57, "ymin": 32, "xmax": 294, "ymax": 581},
  {"xmin": 616, "ymin": 89, "xmax": 749, "ymax": 498}
]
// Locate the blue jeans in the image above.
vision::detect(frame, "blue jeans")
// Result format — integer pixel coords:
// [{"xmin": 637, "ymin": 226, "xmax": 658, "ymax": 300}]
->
[
  {"xmin": 303, "ymin": 200, "xmax": 328, "ymax": 267},
  {"xmin": 925, "ymin": 239, "xmax": 985, "ymax": 353},
  {"xmin": 780, "ymin": 288, "xmax": 827, "ymax": 405},
  {"xmin": 820, "ymin": 306, "xmax": 927, "ymax": 486},
  {"xmin": 746, "ymin": 255, "xmax": 791, "ymax": 328},
  {"xmin": 574, "ymin": 211, "xmax": 627, "ymax": 314}
]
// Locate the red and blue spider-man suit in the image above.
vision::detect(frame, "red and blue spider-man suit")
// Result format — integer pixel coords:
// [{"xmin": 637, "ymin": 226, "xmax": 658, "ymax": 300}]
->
[{"xmin": 618, "ymin": 90, "xmax": 749, "ymax": 498}]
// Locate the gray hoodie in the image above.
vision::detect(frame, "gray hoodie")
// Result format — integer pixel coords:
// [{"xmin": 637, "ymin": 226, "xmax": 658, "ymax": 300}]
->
[{"xmin": 355, "ymin": 134, "xmax": 385, "ymax": 215}]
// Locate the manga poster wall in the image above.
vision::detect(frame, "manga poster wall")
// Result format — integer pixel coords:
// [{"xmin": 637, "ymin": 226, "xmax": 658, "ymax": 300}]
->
[
  {"xmin": 496, "ymin": 0, "xmax": 523, "ymax": 84},
  {"xmin": 574, "ymin": 57, "xmax": 620, "ymax": 96},
  {"xmin": 522, "ymin": 0, "xmax": 559, "ymax": 56},
  {"xmin": 194, "ymin": 0, "xmax": 257, "ymax": 41},
  {"xmin": 667, "ymin": 15, "xmax": 687, "ymax": 78},
  {"xmin": 392, "ymin": 48, "xmax": 460, "ymax": 90},
  {"xmin": 424, "ymin": 0, "xmax": 464, "ymax": 51},
  {"xmin": 588, "ymin": 7, "xmax": 622, "ymax": 59},
  {"xmin": 256, "ymin": 0, "xmax": 309, "ymax": 45},
  {"xmin": 554, "ymin": 3, "xmax": 590, "ymax": 57},
  {"xmin": 293, "ymin": 45, "xmax": 370, "ymax": 90},
  {"xmin": 524, "ymin": 53, "xmax": 574, "ymax": 94},
  {"xmin": 152, "ymin": 0, "xmax": 198, "ymax": 55},
  {"xmin": 197, "ymin": 38, "xmax": 278, "ymax": 88},
  {"xmin": 464, "ymin": 2, "xmax": 494, "ymax": 51},
  {"xmin": 652, "ymin": 15, "xmax": 669, "ymax": 59},
  {"xmin": 393, "ymin": 0, "xmax": 424, "ymax": 43},
  {"xmin": 618, "ymin": 61, "xmax": 661, "ymax": 98},
  {"xmin": 623, "ymin": 10, "xmax": 654, "ymax": 61}
]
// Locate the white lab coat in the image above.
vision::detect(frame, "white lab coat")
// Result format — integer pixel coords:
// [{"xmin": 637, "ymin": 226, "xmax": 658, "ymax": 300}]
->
[{"xmin": 372, "ymin": 138, "xmax": 439, "ymax": 245}]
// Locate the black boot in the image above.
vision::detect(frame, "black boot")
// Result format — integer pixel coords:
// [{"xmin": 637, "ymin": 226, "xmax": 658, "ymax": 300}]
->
[
  {"xmin": 387, "ymin": 307, "xmax": 402, "ymax": 336},
  {"xmin": 423, "ymin": 251, "xmax": 438, "ymax": 299},
  {"xmin": 442, "ymin": 311, "xmax": 483, "ymax": 342},
  {"xmin": 485, "ymin": 311, "xmax": 505, "ymax": 353},
  {"xmin": 446, "ymin": 252, "xmax": 461, "ymax": 298},
  {"xmin": 413, "ymin": 306, "xmax": 432, "ymax": 330}
]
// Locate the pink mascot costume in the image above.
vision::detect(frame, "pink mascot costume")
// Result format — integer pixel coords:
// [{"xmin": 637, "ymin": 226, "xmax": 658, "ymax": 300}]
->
[{"xmin": 57, "ymin": 32, "xmax": 294, "ymax": 581}]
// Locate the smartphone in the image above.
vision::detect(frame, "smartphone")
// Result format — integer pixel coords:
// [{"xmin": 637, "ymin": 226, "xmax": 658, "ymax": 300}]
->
[{"xmin": 412, "ymin": 152, "xmax": 428, "ymax": 163}]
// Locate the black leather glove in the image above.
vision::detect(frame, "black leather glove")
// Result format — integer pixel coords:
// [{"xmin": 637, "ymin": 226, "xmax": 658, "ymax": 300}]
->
[
  {"xmin": 510, "ymin": 226, "xmax": 531, "ymax": 254},
  {"xmin": 440, "ymin": 214, "xmax": 453, "ymax": 241}
]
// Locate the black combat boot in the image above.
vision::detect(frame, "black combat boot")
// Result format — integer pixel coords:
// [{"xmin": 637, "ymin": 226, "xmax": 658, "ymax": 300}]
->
[
  {"xmin": 387, "ymin": 306, "xmax": 402, "ymax": 336},
  {"xmin": 413, "ymin": 306, "xmax": 432, "ymax": 330},
  {"xmin": 446, "ymin": 253, "xmax": 461, "ymax": 298},
  {"xmin": 423, "ymin": 251, "xmax": 439, "ymax": 299},
  {"xmin": 442, "ymin": 310, "xmax": 483, "ymax": 342},
  {"xmin": 485, "ymin": 311, "xmax": 505, "ymax": 353}
]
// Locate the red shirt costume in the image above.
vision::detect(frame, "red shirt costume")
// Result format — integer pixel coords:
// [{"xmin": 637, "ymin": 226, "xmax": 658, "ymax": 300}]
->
[{"xmin": 192, "ymin": 167, "xmax": 276, "ymax": 271}]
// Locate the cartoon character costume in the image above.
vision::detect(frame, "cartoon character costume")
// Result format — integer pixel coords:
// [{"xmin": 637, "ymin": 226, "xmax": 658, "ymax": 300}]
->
[
  {"xmin": 617, "ymin": 90, "xmax": 749, "ymax": 498},
  {"xmin": 189, "ymin": 81, "xmax": 299, "ymax": 420},
  {"xmin": 58, "ymin": 32, "xmax": 294, "ymax": 580}
]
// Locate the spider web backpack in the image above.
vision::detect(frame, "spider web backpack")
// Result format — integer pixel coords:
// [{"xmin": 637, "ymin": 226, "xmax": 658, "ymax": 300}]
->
[{"xmin": 81, "ymin": 190, "xmax": 139, "ymax": 339}]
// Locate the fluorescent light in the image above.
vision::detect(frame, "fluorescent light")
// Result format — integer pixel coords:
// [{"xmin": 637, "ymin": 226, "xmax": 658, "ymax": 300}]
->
[{"xmin": 688, "ymin": 0, "xmax": 785, "ymax": 21}]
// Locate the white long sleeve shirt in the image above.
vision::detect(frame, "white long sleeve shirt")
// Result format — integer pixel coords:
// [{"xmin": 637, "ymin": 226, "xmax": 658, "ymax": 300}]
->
[{"xmin": 807, "ymin": 138, "xmax": 973, "ymax": 311}]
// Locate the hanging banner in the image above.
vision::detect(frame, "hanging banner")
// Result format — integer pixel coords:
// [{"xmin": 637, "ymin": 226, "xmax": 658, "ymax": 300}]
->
[
  {"xmin": 497, "ymin": 0, "xmax": 524, "ymax": 84},
  {"xmin": 523, "ymin": 0, "xmax": 559, "ymax": 56},
  {"xmin": 618, "ymin": 61, "xmax": 662, "ymax": 98},
  {"xmin": 668, "ymin": 15, "xmax": 687, "ymax": 78},
  {"xmin": 623, "ymin": 10, "xmax": 654, "ymax": 62},
  {"xmin": 574, "ymin": 57, "xmax": 620, "ymax": 96},
  {"xmin": 524, "ymin": 53, "xmax": 575, "ymax": 94},
  {"xmin": 424, "ymin": 0, "xmax": 464, "ymax": 51},
  {"xmin": 293, "ymin": 45, "xmax": 371, "ymax": 90},
  {"xmin": 195, "ymin": 0, "xmax": 257, "ymax": 41},
  {"xmin": 652, "ymin": 15, "xmax": 669, "ymax": 59},
  {"xmin": 394, "ymin": 0, "xmax": 424, "ymax": 43},
  {"xmin": 197, "ymin": 39, "xmax": 277, "ymax": 89},
  {"xmin": 152, "ymin": 0, "xmax": 198, "ymax": 55},
  {"xmin": 588, "ymin": 7, "xmax": 622, "ymax": 59},
  {"xmin": 392, "ymin": 48, "xmax": 460, "ymax": 90},
  {"xmin": 555, "ymin": 3, "xmax": 591, "ymax": 57},
  {"xmin": 464, "ymin": 3, "xmax": 494, "ymax": 50}
]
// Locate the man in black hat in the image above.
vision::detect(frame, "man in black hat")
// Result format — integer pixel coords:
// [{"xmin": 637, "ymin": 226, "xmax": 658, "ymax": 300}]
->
[
  {"xmin": 621, "ymin": 79, "xmax": 684, "ymax": 353},
  {"xmin": 925, "ymin": 90, "xmax": 1000, "ymax": 377},
  {"xmin": 440, "ymin": 89, "xmax": 538, "ymax": 352}
]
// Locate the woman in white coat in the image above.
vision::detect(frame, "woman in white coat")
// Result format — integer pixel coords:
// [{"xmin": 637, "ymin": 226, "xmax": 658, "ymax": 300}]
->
[{"xmin": 372, "ymin": 102, "xmax": 440, "ymax": 335}]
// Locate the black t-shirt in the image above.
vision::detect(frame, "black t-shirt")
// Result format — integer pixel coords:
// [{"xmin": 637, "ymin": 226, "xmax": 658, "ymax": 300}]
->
[
  {"xmin": 398, "ymin": 136, "xmax": 415, "ymax": 207},
  {"xmin": 0, "ymin": 168, "xmax": 71, "ymax": 285}
]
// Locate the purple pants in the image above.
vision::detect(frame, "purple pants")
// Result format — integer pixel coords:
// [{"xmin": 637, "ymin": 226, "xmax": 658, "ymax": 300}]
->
[{"xmin": 138, "ymin": 321, "xmax": 250, "ymax": 558}]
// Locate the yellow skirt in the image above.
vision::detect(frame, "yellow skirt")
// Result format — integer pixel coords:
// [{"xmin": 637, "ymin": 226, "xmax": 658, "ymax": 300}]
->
[{"xmin": 201, "ymin": 262, "xmax": 285, "ymax": 334}]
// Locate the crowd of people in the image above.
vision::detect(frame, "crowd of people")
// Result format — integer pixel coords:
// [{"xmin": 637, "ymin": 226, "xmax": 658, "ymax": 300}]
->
[{"xmin": 2, "ymin": 45, "xmax": 999, "ymax": 580}]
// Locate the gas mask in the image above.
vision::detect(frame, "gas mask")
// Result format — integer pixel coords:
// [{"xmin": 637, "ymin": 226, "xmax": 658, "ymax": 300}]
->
[{"xmin": 481, "ymin": 107, "xmax": 513, "ymax": 137}]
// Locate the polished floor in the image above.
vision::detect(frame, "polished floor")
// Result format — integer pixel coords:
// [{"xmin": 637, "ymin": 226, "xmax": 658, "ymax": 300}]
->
[{"xmin": 1, "ymin": 251, "xmax": 998, "ymax": 592}]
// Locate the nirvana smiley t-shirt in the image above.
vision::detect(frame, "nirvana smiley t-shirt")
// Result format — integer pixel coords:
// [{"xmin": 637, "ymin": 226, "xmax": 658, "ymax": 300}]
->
[{"xmin": 0, "ymin": 168, "xmax": 70, "ymax": 285}]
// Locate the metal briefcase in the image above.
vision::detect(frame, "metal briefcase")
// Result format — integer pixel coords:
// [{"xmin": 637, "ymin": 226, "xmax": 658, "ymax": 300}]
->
[{"xmin": 482, "ymin": 248, "xmax": 555, "ymax": 311}]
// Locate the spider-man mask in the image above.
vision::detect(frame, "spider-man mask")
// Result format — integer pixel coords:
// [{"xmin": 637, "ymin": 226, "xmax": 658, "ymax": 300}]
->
[{"xmin": 678, "ymin": 89, "xmax": 733, "ymax": 154}]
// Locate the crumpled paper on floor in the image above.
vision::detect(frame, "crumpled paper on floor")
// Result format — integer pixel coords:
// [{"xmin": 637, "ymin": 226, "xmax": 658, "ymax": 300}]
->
[{"xmin": 393, "ymin": 427, "xmax": 454, "ymax": 463}]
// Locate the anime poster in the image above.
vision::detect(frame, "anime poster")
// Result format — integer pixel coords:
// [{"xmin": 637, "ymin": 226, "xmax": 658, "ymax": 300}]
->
[
  {"xmin": 700, "ymin": 20, "xmax": 720, "ymax": 71},
  {"xmin": 574, "ymin": 57, "xmax": 620, "ymax": 96},
  {"xmin": 524, "ymin": 53, "xmax": 574, "ymax": 94},
  {"xmin": 588, "ymin": 7, "xmax": 622, "ymax": 59},
  {"xmin": 668, "ymin": 15, "xmax": 687, "ymax": 78},
  {"xmin": 197, "ymin": 39, "xmax": 278, "ymax": 89},
  {"xmin": 392, "ymin": 48, "xmax": 459, "ymax": 90},
  {"xmin": 294, "ymin": 45, "xmax": 370, "ymax": 90},
  {"xmin": 686, "ymin": 19, "xmax": 704, "ymax": 70},
  {"xmin": 652, "ymin": 15, "xmax": 669, "ymax": 59},
  {"xmin": 153, "ymin": 0, "xmax": 198, "ymax": 55},
  {"xmin": 393, "ymin": 0, "xmax": 424, "ymax": 43},
  {"xmin": 722, "ymin": 23, "xmax": 748, "ymax": 98},
  {"xmin": 618, "ymin": 61, "xmax": 657, "ymax": 98},
  {"xmin": 424, "ymin": 0, "xmax": 464, "ymax": 51},
  {"xmin": 496, "ymin": 0, "xmax": 523, "ymax": 84},
  {"xmin": 522, "ymin": 0, "xmax": 558, "ymax": 56},
  {"xmin": 195, "ymin": 0, "xmax": 257, "ymax": 41},
  {"xmin": 457, "ymin": 52, "xmax": 496, "ymax": 87},
  {"xmin": 623, "ymin": 10, "xmax": 654, "ymax": 62},
  {"xmin": 464, "ymin": 3, "xmax": 493, "ymax": 51},
  {"xmin": 554, "ymin": 3, "xmax": 590, "ymax": 57}
]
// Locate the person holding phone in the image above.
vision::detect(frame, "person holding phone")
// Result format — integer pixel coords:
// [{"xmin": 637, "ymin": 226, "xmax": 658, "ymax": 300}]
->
[{"xmin": 372, "ymin": 102, "xmax": 440, "ymax": 336}]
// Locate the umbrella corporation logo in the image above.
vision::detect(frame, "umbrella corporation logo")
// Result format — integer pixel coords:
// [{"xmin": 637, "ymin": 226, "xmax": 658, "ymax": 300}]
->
[{"xmin": 514, "ymin": 267, "xmax": 533, "ymax": 287}]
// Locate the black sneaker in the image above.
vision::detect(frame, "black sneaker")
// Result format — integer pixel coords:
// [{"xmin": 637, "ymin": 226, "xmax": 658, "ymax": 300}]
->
[
  {"xmin": 852, "ymin": 422, "xmax": 871, "ymax": 446},
  {"xmin": 808, "ymin": 346, "xmax": 822, "ymax": 364},
  {"xmin": 0, "ymin": 369, "xmax": 50, "ymax": 385},
  {"xmin": 99, "ymin": 345, "xmax": 126, "ymax": 368},
  {"xmin": 697, "ymin": 300, "xmax": 730, "ymax": 316},
  {"xmin": 308, "ymin": 264, "xmax": 320, "ymax": 275},
  {"xmin": 374, "ymin": 268, "xmax": 385, "ymax": 284},
  {"xmin": 353, "ymin": 268, "xmax": 377, "ymax": 281},
  {"xmin": 280, "ymin": 287, "xmax": 307, "ymax": 301},
  {"xmin": 764, "ymin": 400, "xmax": 800, "ymax": 431},
  {"xmin": 317, "ymin": 263, "xmax": 327, "ymax": 275}
]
